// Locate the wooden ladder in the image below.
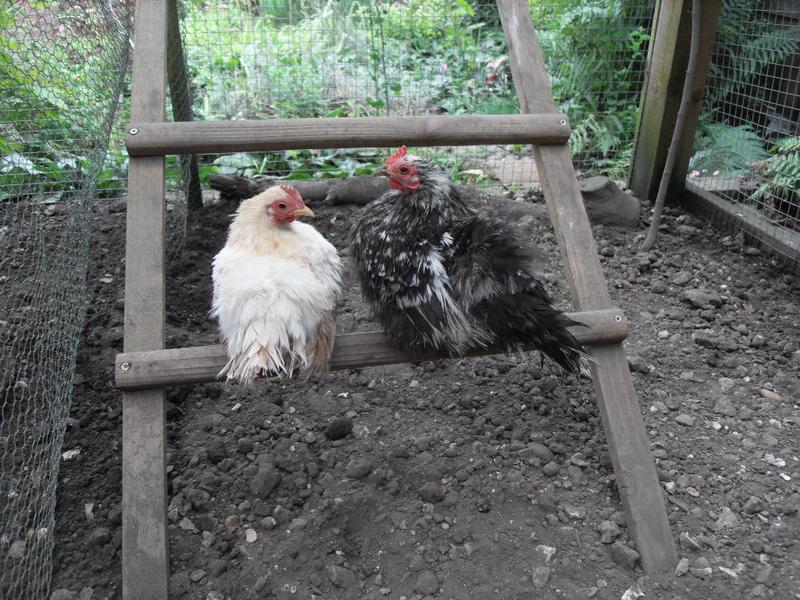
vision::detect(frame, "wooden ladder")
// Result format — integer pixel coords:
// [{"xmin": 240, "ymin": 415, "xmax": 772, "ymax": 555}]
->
[{"xmin": 117, "ymin": 1, "xmax": 677, "ymax": 597}]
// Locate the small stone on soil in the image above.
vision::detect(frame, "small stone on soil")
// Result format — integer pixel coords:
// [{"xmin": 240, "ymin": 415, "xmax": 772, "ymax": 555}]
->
[
  {"xmin": 345, "ymin": 458, "xmax": 372, "ymax": 479},
  {"xmin": 754, "ymin": 565, "xmax": 773, "ymax": 584},
  {"xmin": 675, "ymin": 557, "xmax": 690, "ymax": 576},
  {"xmin": 530, "ymin": 566, "xmax": 551, "ymax": 589},
  {"xmin": 672, "ymin": 271, "xmax": 692, "ymax": 286},
  {"xmin": 189, "ymin": 569, "xmax": 207, "ymax": 583},
  {"xmin": 714, "ymin": 507, "xmax": 739, "ymax": 530},
  {"xmin": 327, "ymin": 565, "xmax": 358, "ymax": 589},
  {"xmin": 224, "ymin": 515, "xmax": 240, "ymax": 532},
  {"xmin": 743, "ymin": 496, "xmax": 765, "ymax": 514},
  {"xmin": 675, "ymin": 414, "xmax": 695, "ymax": 426},
  {"xmin": 415, "ymin": 569, "xmax": 439, "ymax": 595},
  {"xmin": 679, "ymin": 532, "xmax": 702, "ymax": 551},
  {"xmin": 250, "ymin": 466, "xmax": 281, "ymax": 499},
  {"xmin": 542, "ymin": 461, "xmax": 561, "ymax": 477},
  {"xmin": 562, "ymin": 503, "xmax": 586, "ymax": 519},
  {"xmin": 325, "ymin": 417, "xmax": 353, "ymax": 440},
  {"xmin": 713, "ymin": 397, "xmax": 737, "ymax": 416},
  {"xmin": 597, "ymin": 520, "xmax": 621, "ymax": 544},
  {"xmin": 628, "ymin": 355, "xmax": 650, "ymax": 374},
  {"xmin": 86, "ymin": 527, "xmax": 111, "ymax": 547},
  {"xmin": 534, "ymin": 544, "xmax": 557, "ymax": 563},
  {"xmin": 690, "ymin": 558, "xmax": 713, "ymax": 580},
  {"xmin": 253, "ymin": 576, "xmax": 268, "ymax": 592},
  {"xmin": 610, "ymin": 541, "xmax": 640, "ymax": 570},
  {"xmin": 207, "ymin": 559, "xmax": 227, "ymax": 577},
  {"xmin": 236, "ymin": 437, "xmax": 254, "ymax": 453},
  {"xmin": 419, "ymin": 481, "xmax": 446, "ymax": 503},
  {"xmin": 718, "ymin": 566, "xmax": 739, "ymax": 579},
  {"xmin": 205, "ymin": 440, "xmax": 226, "ymax": 464},
  {"xmin": 682, "ymin": 289, "xmax": 722, "ymax": 309},
  {"xmin": 528, "ymin": 442, "xmax": 554, "ymax": 461}
]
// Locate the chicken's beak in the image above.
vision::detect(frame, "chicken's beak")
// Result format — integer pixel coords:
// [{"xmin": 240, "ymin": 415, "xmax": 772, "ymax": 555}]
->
[
  {"xmin": 292, "ymin": 206, "xmax": 315, "ymax": 218},
  {"xmin": 373, "ymin": 166, "xmax": 389, "ymax": 177}
]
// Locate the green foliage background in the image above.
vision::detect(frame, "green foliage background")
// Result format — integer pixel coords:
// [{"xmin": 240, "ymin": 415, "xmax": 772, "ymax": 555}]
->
[
  {"xmin": 690, "ymin": 0, "xmax": 800, "ymax": 218},
  {"xmin": 2, "ymin": 0, "xmax": 797, "ymax": 217}
]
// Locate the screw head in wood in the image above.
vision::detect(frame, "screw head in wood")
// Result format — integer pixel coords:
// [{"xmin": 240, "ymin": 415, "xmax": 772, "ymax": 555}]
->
[
  {"xmin": 615, "ymin": 315, "xmax": 623, "ymax": 322},
  {"xmin": 128, "ymin": 128, "xmax": 138, "ymax": 135},
  {"xmin": 560, "ymin": 119, "xmax": 567, "ymax": 126},
  {"xmin": 120, "ymin": 362, "xmax": 131, "ymax": 371}
]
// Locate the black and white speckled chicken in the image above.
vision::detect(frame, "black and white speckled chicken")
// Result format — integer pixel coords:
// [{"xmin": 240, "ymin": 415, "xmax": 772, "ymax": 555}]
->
[{"xmin": 350, "ymin": 145, "xmax": 589, "ymax": 374}]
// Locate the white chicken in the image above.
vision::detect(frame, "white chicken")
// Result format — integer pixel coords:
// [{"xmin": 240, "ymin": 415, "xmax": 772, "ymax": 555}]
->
[{"xmin": 211, "ymin": 185, "xmax": 342, "ymax": 382}]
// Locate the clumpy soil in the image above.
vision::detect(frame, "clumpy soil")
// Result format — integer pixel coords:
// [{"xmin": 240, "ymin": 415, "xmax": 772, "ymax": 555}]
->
[{"xmin": 52, "ymin": 189, "xmax": 799, "ymax": 600}]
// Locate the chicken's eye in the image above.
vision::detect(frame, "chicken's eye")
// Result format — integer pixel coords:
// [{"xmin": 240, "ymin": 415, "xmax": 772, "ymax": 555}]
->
[
  {"xmin": 277, "ymin": 202, "xmax": 288, "ymax": 211},
  {"xmin": 398, "ymin": 167, "xmax": 409, "ymax": 175}
]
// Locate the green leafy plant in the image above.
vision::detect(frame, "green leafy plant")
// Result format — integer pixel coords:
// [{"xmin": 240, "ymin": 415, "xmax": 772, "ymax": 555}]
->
[
  {"xmin": 750, "ymin": 136, "xmax": 800, "ymax": 224},
  {"xmin": 689, "ymin": 122, "xmax": 769, "ymax": 174},
  {"xmin": 537, "ymin": 0, "xmax": 651, "ymax": 173},
  {"xmin": 0, "ymin": 3, "xmax": 126, "ymax": 201},
  {"xmin": 707, "ymin": 0, "xmax": 800, "ymax": 110},
  {"xmin": 212, "ymin": 148, "xmax": 383, "ymax": 180}
]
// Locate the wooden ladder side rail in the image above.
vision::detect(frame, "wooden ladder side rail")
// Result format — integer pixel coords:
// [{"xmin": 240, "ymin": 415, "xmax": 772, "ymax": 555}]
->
[
  {"xmin": 497, "ymin": 0, "xmax": 678, "ymax": 574},
  {"xmin": 124, "ymin": 113, "xmax": 571, "ymax": 156},
  {"xmin": 122, "ymin": 1, "xmax": 170, "ymax": 599},
  {"xmin": 115, "ymin": 309, "xmax": 628, "ymax": 391}
]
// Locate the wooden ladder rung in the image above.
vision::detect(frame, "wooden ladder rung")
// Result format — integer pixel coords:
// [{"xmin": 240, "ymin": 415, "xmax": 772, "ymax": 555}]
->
[
  {"xmin": 125, "ymin": 113, "xmax": 570, "ymax": 156},
  {"xmin": 115, "ymin": 308, "xmax": 627, "ymax": 391}
]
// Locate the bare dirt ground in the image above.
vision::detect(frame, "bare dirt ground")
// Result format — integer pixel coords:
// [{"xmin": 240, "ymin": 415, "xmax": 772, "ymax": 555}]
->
[{"xmin": 51, "ymin": 189, "xmax": 799, "ymax": 600}]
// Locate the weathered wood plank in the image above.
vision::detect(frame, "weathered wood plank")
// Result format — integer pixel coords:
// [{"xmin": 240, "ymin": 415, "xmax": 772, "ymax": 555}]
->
[
  {"xmin": 115, "ymin": 309, "xmax": 628, "ymax": 391},
  {"xmin": 498, "ymin": 0, "xmax": 678, "ymax": 574},
  {"xmin": 125, "ymin": 114, "xmax": 571, "ymax": 156},
  {"xmin": 630, "ymin": 0, "xmax": 722, "ymax": 201},
  {"xmin": 122, "ymin": 0, "xmax": 168, "ymax": 598}
]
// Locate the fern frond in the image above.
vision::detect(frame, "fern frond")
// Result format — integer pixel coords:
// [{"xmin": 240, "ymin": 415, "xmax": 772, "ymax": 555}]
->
[
  {"xmin": 690, "ymin": 123, "xmax": 769, "ymax": 172},
  {"xmin": 774, "ymin": 136, "xmax": 800, "ymax": 153}
]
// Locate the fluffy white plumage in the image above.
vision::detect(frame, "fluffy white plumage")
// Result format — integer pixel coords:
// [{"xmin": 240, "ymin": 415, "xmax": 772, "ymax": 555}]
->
[{"xmin": 211, "ymin": 186, "xmax": 342, "ymax": 383}]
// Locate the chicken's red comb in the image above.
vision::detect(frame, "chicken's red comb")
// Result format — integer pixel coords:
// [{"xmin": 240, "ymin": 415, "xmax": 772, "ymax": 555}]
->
[
  {"xmin": 279, "ymin": 184, "xmax": 303, "ymax": 203},
  {"xmin": 386, "ymin": 145, "xmax": 408, "ymax": 166}
]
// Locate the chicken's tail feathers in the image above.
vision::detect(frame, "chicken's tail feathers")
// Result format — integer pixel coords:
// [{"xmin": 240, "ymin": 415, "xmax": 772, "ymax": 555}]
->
[
  {"xmin": 534, "ymin": 332, "xmax": 594, "ymax": 378},
  {"xmin": 550, "ymin": 314, "xmax": 596, "ymax": 376},
  {"xmin": 471, "ymin": 291, "xmax": 593, "ymax": 377},
  {"xmin": 299, "ymin": 311, "xmax": 336, "ymax": 380},
  {"xmin": 556, "ymin": 313, "xmax": 589, "ymax": 329},
  {"xmin": 218, "ymin": 315, "xmax": 337, "ymax": 384},
  {"xmin": 216, "ymin": 340, "xmax": 295, "ymax": 384}
]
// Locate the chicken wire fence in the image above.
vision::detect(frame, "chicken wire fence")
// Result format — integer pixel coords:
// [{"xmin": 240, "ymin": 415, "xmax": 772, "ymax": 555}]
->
[
  {"xmin": 162, "ymin": 0, "xmax": 655, "ymax": 198},
  {"xmin": 0, "ymin": 0, "xmax": 657, "ymax": 596},
  {"xmin": 0, "ymin": 2, "xmax": 133, "ymax": 599},
  {"xmin": 686, "ymin": 0, "xmax": 800, "ymax": 272}
]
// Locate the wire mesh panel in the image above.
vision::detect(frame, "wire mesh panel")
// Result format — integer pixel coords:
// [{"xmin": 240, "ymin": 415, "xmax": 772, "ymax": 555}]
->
[
  {"xmin": 687, "ymin": 0, "xmax": 800, "ymax": 271},
  {"xmin": 176, "ymin": 0, "xmax": 654, "ymax": 190},
  {"xmin": 0, "ymin": 3, "xmax": 133, "ymax": 598}
]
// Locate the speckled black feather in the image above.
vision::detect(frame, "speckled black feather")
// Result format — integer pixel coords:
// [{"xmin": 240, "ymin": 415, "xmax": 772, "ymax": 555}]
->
[{"xmin": 350, "ymin": 157, "xmax": 589, "ymax": 374}]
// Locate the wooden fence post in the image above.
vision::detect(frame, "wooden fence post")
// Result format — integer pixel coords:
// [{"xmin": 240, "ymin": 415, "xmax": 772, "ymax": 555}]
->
[
  {"xmin": 630, "ymin": 0, "xmax": 722, "ymax": 202},
  {"xmin": 122, "ymin": 0, "xmax": 169, "ymax": 598}
]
